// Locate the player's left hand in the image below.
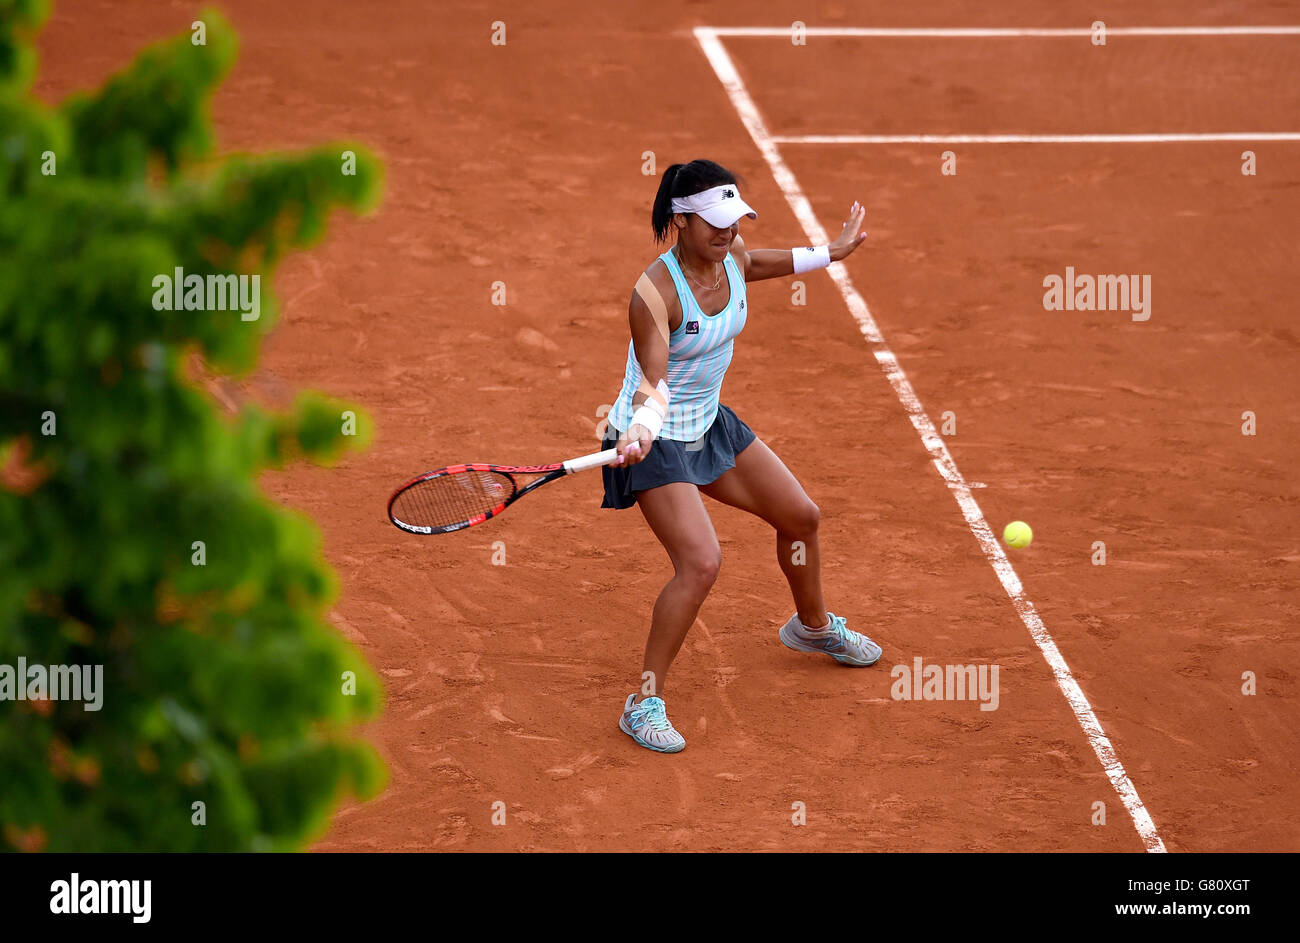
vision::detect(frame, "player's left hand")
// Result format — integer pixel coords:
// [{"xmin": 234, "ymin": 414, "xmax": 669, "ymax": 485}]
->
[{"xmin": 829, "ymin": 200, "xmax": 867, "ymax": 261}]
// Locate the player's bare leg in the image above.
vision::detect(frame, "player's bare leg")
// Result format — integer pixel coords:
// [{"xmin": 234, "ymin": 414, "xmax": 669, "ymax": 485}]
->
[
  {"xmin": 632, "ymin": 481, "xmax": 722, "ymax": 697},
  {"xmin": 702, "ymin": 437, "xmax": 881, "ymax": 665},
  {"xmin": 699, "ymin": 438, "xmax": 827, "ymax": 627}
]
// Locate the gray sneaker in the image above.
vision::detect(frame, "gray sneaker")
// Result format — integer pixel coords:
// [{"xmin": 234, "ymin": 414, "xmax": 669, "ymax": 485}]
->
[{"xmin": 779, "ymin": 611, "xmax": 882, "ymax": 666}]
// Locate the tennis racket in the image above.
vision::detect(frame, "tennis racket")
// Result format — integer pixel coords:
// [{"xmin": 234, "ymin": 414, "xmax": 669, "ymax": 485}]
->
[{"xmin": 388, "ymin": 446, "xmax": 624, "ymax": 534}]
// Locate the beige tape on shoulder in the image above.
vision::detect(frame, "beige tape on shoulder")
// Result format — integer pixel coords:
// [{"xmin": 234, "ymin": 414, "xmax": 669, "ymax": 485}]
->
[
  {"xmin": 634, "ymin": 273, "xmax": 671, "ymax": 349},
  {"xmin": 633, "ymin": 273, "xmax": 672, "ymax": 412}
]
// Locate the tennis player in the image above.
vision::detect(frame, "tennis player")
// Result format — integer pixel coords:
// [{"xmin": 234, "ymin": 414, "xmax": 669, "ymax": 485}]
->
[{"xmin": 603, "ymin": 159, "xmax": 881, "ymax": 754}]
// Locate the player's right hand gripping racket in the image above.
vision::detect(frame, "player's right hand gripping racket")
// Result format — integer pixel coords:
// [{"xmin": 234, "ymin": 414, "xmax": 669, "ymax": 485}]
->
[{"xmin": 388, "ymin": 447, "xmax": 622, "ymax": 534}]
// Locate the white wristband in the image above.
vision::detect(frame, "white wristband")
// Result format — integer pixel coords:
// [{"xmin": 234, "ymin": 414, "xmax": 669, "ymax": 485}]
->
[
  {"xmin": 630, "ymin": 404, "xmax": 664, "ymax": 439},
  {"xmin": 792, "ymin": 245, "xmax": 831, "ymax": 275}
]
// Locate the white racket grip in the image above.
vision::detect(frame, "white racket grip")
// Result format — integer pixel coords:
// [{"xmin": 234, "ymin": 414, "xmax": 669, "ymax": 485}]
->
[{"xmin": 563, "ymin": 447, "xmax": 621, "ymax": 475}]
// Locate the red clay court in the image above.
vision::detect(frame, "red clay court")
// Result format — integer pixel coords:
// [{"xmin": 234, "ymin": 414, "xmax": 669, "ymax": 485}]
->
[{"xmin": 38, "ymin": 1, "xmax": 1300, "ymax": 851}]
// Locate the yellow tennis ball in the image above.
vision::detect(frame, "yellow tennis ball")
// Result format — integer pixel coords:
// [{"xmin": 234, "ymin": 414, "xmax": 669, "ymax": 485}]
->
[{"xmin": 1003, "ymin": 521, "xmax": 1033, "ymax": 549}]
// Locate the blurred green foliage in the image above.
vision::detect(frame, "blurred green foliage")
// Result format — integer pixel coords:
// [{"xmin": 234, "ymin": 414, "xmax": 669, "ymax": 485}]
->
[{"xmin": 0, "ymin": 4, "xmax": 386, "ymax": 850}]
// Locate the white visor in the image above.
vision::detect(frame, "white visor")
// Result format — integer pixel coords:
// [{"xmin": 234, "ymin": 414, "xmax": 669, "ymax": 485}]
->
[{"xmin": 669, "ymin": 183, "xmax": 757, "ymax": 229}]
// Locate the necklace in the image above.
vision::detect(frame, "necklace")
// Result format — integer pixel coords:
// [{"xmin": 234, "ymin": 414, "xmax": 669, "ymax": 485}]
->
[{"xmin": 675, "ymin": 248, "xmax": 723, "ymax": 290}]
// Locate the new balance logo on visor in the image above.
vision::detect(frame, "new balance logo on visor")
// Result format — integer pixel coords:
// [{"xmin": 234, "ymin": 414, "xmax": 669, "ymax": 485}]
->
[
  {"xmin": 685, "ymin": 320, "xmax": 700, "ymax": 334},
  {"xmin": 723, "ymin": 188, "xmax": 735, "ymax": 198}
]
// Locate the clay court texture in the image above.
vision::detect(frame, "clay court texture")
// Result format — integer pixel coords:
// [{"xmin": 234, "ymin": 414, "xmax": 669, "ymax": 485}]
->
[{"xmin": 37, "ymin": 1, "xmax": 1299, "ymax": 851}]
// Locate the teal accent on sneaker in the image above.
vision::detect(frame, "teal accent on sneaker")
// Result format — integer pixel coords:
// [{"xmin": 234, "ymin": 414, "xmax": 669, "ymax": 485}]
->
[{"xmin": 618, "ymin": 694, "xmax": 686, "ymax": 753}]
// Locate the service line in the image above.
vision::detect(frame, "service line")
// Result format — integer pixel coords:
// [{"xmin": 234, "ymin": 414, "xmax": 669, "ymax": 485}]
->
[
  {"xmin": 775, "ymin": 133, "xmax": 1300, "ymax": 144},
  {"xmin": 709, "ymin": 26, "xmax": 1300, "ymax": 38},
  {"xmin": 693, "ymin": 25, "xmax": 1168, "ymax": 853}
]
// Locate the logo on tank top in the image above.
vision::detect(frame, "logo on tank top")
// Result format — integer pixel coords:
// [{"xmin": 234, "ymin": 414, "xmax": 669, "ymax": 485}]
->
[{"xmin": 685, "ymin": 320, "xmax": 699, "ymax": 334}]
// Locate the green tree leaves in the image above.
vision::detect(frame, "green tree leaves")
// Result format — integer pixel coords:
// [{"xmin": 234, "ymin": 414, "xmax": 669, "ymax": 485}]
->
[{"xmin": 0, "ymin": 7, "xmax": 385, "ymax": 851}]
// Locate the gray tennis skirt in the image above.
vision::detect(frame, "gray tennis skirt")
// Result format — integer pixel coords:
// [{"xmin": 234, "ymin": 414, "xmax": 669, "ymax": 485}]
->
[{"xmin": 601, "ymin": 403, "xmax": 757, "ymax": 510}]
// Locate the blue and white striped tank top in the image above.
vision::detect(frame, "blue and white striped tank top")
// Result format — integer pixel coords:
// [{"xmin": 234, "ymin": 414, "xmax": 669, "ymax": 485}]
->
[{"xmin": 609, "ymin": 249, "xmax": 747, "ymax": 441}]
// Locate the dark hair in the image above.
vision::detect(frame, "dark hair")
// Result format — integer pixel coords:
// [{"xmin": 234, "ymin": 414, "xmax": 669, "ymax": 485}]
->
[{"xmin": 651, "ymin": 159, "xmax": 740, "ymax": 243}]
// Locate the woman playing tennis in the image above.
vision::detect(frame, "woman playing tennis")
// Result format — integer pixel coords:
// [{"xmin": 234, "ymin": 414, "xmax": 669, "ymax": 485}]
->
[{"xmin": 603, "ymin": 158, "xmax": 881, "ymax": 754}]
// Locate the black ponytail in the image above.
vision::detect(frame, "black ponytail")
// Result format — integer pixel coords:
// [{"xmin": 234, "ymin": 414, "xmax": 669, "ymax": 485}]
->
[{"xmin": 650, "ymin": 159, "xmax": 740, "ymax": 243}]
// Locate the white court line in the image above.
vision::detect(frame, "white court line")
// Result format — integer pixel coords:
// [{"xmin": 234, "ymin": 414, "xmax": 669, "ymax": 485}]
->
[
  {"xmin": 712, "ymin": 26, "xmax": 1300, "ymax": 37},
  {"xmin": 694, "ymin": 25, "xmax": 1168, "ymax": 853},
  {"xmin": 776, "ymin": 133, "xmax": 1300, "ymax": 144}
]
